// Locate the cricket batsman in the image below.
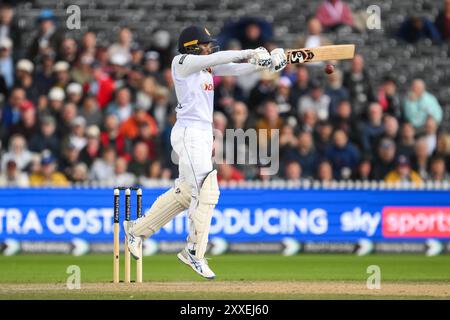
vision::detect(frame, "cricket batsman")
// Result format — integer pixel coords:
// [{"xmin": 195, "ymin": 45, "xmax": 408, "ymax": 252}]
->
[{"xmin": 124, "ymin": 26, "xmax": 291, "ymax": 279}]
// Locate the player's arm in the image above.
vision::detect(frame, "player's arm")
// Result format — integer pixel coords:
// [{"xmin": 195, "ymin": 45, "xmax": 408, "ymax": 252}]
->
[
  {"xmin": 211, "ymin": 47, "xmax": 276, "ymax": 76},
  {"xmin": 175, "ymin": 50, "xmax": 255, "ymax": 77},
  {"xmin": 213, "ymin": 47, "xmax": 291, "ymax": 76}
]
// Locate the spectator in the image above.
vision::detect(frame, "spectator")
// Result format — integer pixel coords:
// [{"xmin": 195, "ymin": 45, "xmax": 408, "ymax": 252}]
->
[
  {"xmin": 58, "ymin": 143, "xmax": 80, "ymax": 178},
  {"xmin": 214, "ymin": 75, "xmax": 245, "ymax": 116},
  {"xmin": 143, "ymin": 51, "xmax": 163, "ymax": 82},
  {"xmin": 109, "ymin": 53, "xmax": 126, "ymax": 80},
  {"xmin": 1, "ymin": 133, "xmax": 32, "ymax": 172},
  {"xmin": 314, "ymin": 120, "xmax": 333, "ymax": 156},
  {"xmin": 79, "ymin": 31, "xmax": 97, "ymax": 62},
  {"xmin": 58, "ymin": 37, "xmax": 78, "ymax": 64},
  {"xmin": 247, "ymin": 70, "xmax": 277, "ymax": 114},
  {"xmin": 0, "ymin": 37, "xmax": 14, "ymax": 90},
  {"xmin": 58, "ymin": 102, "xmax": 78, "ymax": 138},
  {"xmin": 132, "ymin": 121, "xmax": 159, "ymax": 161},
  {"xmin": 79, "ymin": 125, "xmax": 102, "ymax": 167},
  {"xmin": 325, "ymin": 68, "xmax": 349, "ymax": 117},
  {"xmin": 240, "ymin": 22, "xmax": 265, "ymax": 49},
  {"xmin": 290, "ymin": 65, "xmax": 310, "ymax": 110},
  {"xmin": 360, "ymin": 102, "xmax": 385, "ymax": 155},
  {"xmin": 228, "ymin": 101, "xmax": 251, "ymax": 130},
  {"xmin": 67, "ymin": 116, "xmax": 87, "ymax": 151},
  {"xmin": 128, "ymin": 141, "xmax": 152, "ymax": 177},
  {"xmin": 223, "ymin": 102, "xmax": 252, "ymax": 173},
  {"xmin": 351, "ymin": 157, "xmax": 372, "ymax": 181},
  {"xmin": 15, "ymin": 59, "xmax": 40, "ymax": 104},
  {"xmin": 34, "ymin": 51, "xmax": 56, "ymax": 96},
  {"xmin": 107, "ymin": 87, "xmax": 134, "ymax": 123},
  {"xmin": 294, "ymin": 17, "xmax": 332, "ymax": 49},
  {"xmin": 371, "ymin": 138, "xmax": 397, "ymax": 180},
  {"xmin": 0, "ymin": 159, "xmax": 29, "ymax": 187},
  {"xmin": 435, "ymin": 0, "xmax": 450, "ymax": 41},
  {"xmin": 89, "ymin": 147, "xmax": 116, "ymax": 182},
  {"xmin": 273, "ymin": 76, "xmax": 295, "ymax": 119},
  {"xmin": 411, "ymin": 137, "xmax": 430, "ymax": 180},
  {"xmin": 79, "ymin": 94, "xmax": 102, "ymax": 127},
  {"xmin": 149, "ymin": 86, "xmax": 172, "ymax": 131},
  {"xmin": 108, "ymin": 59, "xmax": 127, "ymax": 86},
  {"xmin": 434, "ymin": 133, "xmax": 450, "ymax": 171},
  {"xmin": 146, "ymin": 159, "xmax": 170, "ymax": 180},
  {"xmin": 108, "ymin": 27, "xmax": 132, "ymax": 64},
  {"xmin": 90, "ymin": 62, "xmax": 114, "ymax": 109},
  {"xmin": 398, "ymin": 16, "xmax": 441, "ymax": 43},
  {"xmin": 52, "ymin": 61, "xmax": 71, "ymax": 89},
  {"xmin": 325, "ymin": 129, "xmax": 360, "ymax": 179},
  {"xmin": 119, "ymin": 104, "xmax": 158, "ymax": 141},
  {"xmin": 66, "ymin": 82, "xmax": 83, "ymax": 106},
  {"xmin": 343, "ymin": 54, "xmax": 375, "ymax": 119},
  {"xmin": 28, "ymin": 9, "xmax": 63, "ymax": 60},
  {"xmin": 315, "ymin": 0, "xmax": 354, "ymax": 31},
  {"xmin": 428, "ymin": 156, "xmax": 449, "ymax": 182},
  {"xmin": 0, "ymin": 2, "xmax": 21, "ymax": 57},
  {"xmin": 217, "ymin": 163, "xmax": 245, "ymax": 183},
  {"xmin": 424, "ymin": 117, "xmax": 438, "ymax": 155},
  {"xmin": 382, "ymin": 114, "xmax": 399, "ymax": 141},
  {"xmin": 330, "ymin": 100, "xmax": 357, "ymax": 141},
  {"xmin": 114, "ymin": 157, "xmax": 136, "ymax": 186},
  {"xmin": 213, "ymin": 111, "xmax": 227, "ymax": 160},
  {"xmin": 255, "ymin": 100, "xmax": 284, "ymax": 140},
  {"xmin": 100, "ymin": 113, "xmax": 126, "ymax": 157},
  {"xmin": 147, "ymin": 29, "xmax": 172, "ymax": 69},
  {"xmin": 29, "ymin": 151, "xmax": 69, "ymax": 186},
  {"xmin": 28, "ymin": 115, "xmax": 60, "ymax": 156},
  {"xmin": 130, "ymin": 42, "xmax": 144, "ymax": 66},
  {"xmin": 397, "ymin": 122, "xmax": 416, "ymax": 158},
  {"xmin": 285, "ymin": 131, "xmax": 318, "ymax": 178},
  {"xmin": 377, "ymin": 76, "xmax": 402, "ymax": 119},
  {"xmin": 316, "ymin": 160, "xmax": 334, "ymax": 182},
  {"xmin": 279, "ymin": 124, "xmax": 298, "ymax": 156},
  {"xmin": 403, "ymin": 79, "xmax": 442, "ymax": 130},
  {"xmin": 299, "ymin": 109, "xmax": 318, "ymax": 133},
  {"xmin": 385, "ymin": 155, "xmax": 423, "ymax": 184},
  {"xmin": 69, "ymin": 162, "xmax": 88, "ymax": 183},
  {"xmin": 136, "ymin": 76, "xmax": 156, "ymax": 112},
  {"xmin": 72, "ymin": 53, "xmax": 94, "ymax": 85},
  {"xmin": 127, "ymin": 64, "xmax": 144, "ymax": 97},
  {"xmin": 7, "ymin": 100, "xmax": 38, "ymax": 141},
  {"xmin": 283, "ymin": 160, "xmax": 302, "ymax": 181},
  {"xmin": 298, "ymin": 80, "xmax": 330, "ymax": 121}
]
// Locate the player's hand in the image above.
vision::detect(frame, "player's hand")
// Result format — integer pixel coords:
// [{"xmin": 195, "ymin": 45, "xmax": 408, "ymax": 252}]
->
[
  {"xmin": 248, "ymin": 47, "xmax": 272, "ymax": 69},
  {"xmin": 270, "ymin": 48, "xmax": 288, "ymax": 72}
]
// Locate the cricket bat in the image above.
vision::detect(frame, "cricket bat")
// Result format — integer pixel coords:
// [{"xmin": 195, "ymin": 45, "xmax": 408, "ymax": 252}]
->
[{"xmin": 286, "ymin": 44, "xmax": 355, "ymax": 64}]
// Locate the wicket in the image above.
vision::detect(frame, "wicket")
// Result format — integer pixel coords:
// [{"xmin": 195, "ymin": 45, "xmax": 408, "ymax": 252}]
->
[{"xmin": 113, "ymin": 187, "xmax": 143, "ymax": 283}]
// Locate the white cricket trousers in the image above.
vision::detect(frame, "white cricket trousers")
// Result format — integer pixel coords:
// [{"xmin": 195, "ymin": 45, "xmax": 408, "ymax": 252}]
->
[{"xmin": 170, "ymin": 124, "xmax": 214, "ymax": 249}]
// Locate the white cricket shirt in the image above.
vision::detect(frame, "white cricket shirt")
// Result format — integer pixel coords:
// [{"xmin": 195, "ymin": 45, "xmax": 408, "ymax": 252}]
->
[{"xmin": 171, "ymin": 50, "xmax": 259, "ymax": 130}]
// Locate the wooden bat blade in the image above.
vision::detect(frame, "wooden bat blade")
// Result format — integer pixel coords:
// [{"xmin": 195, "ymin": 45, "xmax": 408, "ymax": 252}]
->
[{"xmin": 286, "ymin": 44, "xmax": 355, "ymax": 64}]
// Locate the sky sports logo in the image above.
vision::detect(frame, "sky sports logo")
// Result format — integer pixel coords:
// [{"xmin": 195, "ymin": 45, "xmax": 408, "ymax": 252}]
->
[{"xmin": 382, "ymin": 207, "xmax": 450, "ymax": 238}]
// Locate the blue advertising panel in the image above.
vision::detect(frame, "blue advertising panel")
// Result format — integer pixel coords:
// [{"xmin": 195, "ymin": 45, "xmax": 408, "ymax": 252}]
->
[{"xmin": 0, "ymin": 188, "xmax": 449, "ymax": 242}]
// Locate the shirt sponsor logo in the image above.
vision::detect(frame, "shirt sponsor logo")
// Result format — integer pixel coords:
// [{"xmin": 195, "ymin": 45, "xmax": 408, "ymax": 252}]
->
[{"xmin": 382, "ymin": 206, "xmax": 450, "ymax": 238}]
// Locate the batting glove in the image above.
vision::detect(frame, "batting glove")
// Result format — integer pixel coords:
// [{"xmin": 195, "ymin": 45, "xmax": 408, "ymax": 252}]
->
[
  {"xmin": 248, "ymin": 47, "xmax": 272, "ymax": 69},
  {"xmin": 270, "ymin": 48, "xmax": 288, "ymax": 72}
]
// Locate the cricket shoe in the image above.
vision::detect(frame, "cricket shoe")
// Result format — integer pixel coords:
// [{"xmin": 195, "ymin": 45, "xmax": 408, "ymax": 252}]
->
[
  {"xmin": 177, "ymin": 248, "xmax": 216, "ymax": 280},
  {"xmin": 123, "ymin": 220, "xmax": 143, "ymax": 260}
]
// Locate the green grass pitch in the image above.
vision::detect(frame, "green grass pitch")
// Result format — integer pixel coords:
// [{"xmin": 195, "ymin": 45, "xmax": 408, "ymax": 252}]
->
[{"xmin": 0, "ymin": 254, "xmax": 449, "ymax": 299}]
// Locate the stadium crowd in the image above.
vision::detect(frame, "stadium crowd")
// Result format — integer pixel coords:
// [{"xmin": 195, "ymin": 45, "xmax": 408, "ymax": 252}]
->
[{"xmin": 0, "ymin": 1, "xmax": 449, "ymax": 187}]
